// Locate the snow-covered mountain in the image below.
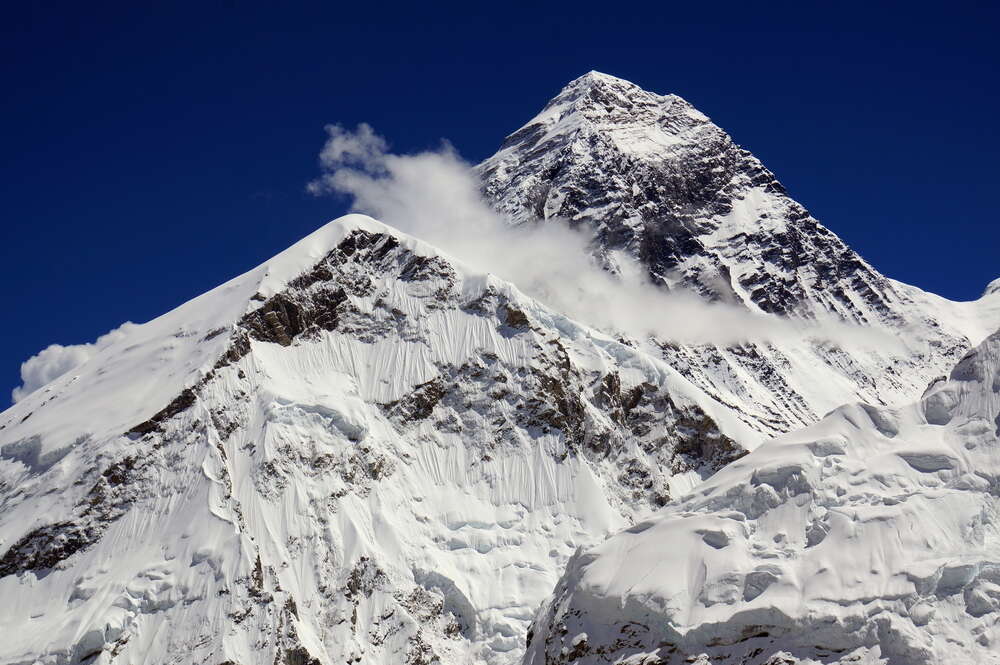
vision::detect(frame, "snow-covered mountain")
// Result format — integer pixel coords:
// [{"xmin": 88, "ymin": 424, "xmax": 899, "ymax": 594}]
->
[
  {"xmin": 479, "ymin": 71, "xmax": 998, "ymax": 436},
  {"xmin": 0, "ymin": 216, "xmax": 755, "ymax": 665},
  {"xmin": 1, "ymin": 72, "xmax": 998, "ymax": 665},
  {"xmin": 524, "ymin": 325, "xmax": 1000, "ymax": 665}
]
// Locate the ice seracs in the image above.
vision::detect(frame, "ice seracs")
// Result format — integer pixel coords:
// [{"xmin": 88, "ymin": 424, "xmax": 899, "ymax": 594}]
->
[{"xmin": 522, "ymin": 328, "xmax": 1000, "ymax": 665}]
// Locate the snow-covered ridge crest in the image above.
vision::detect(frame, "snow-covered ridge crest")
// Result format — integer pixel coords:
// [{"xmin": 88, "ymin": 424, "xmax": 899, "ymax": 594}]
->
[
  {"xmin": 523, "ymin": 328, "xmax": 1000, "ymax": 665},
  {"xmin": 0, "ymin": 214, "xmax": 757, "ymax": 665},
  {"xmin": 1, "ymin": 214, "xmax": 416, "ymax": 458}
]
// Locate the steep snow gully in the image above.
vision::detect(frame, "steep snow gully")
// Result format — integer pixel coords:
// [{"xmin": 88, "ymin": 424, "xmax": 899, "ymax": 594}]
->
[{"xmin": 2, "ymin": 72, "xmax": 999, "ymax": 665}]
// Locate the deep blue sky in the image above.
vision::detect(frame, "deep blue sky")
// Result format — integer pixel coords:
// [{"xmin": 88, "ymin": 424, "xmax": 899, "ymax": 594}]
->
[{"xmin": 3, "ymin": 1, "xmax": 998, "ymax": 401}]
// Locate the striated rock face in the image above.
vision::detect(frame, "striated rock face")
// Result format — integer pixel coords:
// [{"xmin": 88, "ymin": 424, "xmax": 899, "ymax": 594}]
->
[
  {"xmin": 0, "ymin": 216, "xmax": 753, "ymax": 665},
  {"xmin": 479, "ymin": 71, "xmax": 997, "ymax": 436},
  {"xmin": 523, "ymin": 329, "xmax": 1000, "ymax": 665},
  {"xmin": 479, "ymin": 72, "xmax": 878, "ymax": 314}
]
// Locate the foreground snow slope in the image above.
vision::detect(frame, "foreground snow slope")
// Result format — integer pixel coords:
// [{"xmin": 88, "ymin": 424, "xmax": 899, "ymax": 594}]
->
[
  {"xmin": 0, "ymin": 215, "xmax": 755, "ymax": 665},
  {"xmin": 525, "ymin": 328, "xmax": 1000, "ymax": 665},
  {"xmin": 480, "ymin": 71, "xmax": 1000, "ymax": 436}
]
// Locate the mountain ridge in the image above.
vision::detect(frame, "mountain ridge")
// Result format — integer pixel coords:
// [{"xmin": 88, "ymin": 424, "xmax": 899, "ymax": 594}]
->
[{"xmin": 0, "ymin": 214, "xmax": 759, "ymax": 665}]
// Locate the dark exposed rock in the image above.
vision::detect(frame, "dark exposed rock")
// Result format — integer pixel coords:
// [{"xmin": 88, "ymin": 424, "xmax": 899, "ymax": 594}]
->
[
  {"xmin": 128, "ymin": 387, "xmax": 198, "ymax": 436},
  {"xmin": 524, "ymin": 367, "xmax": 586, "ymax": 443},
  {"xmin": 0, "ymin": 521, "xmax": 93, "ymax": 578},
  {"xmin": 252, "ymin": 554, "xmax": 265, "ymax": 595},
  {"xmin": 101, "ymin": 456, "xmax": 137, "ymax": 486},
  {"xmin": 345, "ymin": 557, "xmax": 389, "ymax": 600},
  {"xmin": 503, "ymin": 304, "xmax": 531, "ymax": 330},
  {"xmin": 202, "ymin": 327, "xmax": 227, "ymax": 342},
  {"xmin": 216, "ymin": 333, "xmax": 252, "ymax": 369},
  {"xmin": 244, "ymin": 295, "xmax": 305, "ymax": 347},
  {"xmin": 404, "ymin": 634, "xmax": 439, "ymax": 665},
  {"xmin": 383, "ymin": 378, "xmax": 446, "ymax": 424},
  {"xmin": 399, "ymin": 254, "xmax": 455, "ymax": 284},
  {"xmin": 281, "ymin": 648, "xmax": 319, "ymax": 665}
]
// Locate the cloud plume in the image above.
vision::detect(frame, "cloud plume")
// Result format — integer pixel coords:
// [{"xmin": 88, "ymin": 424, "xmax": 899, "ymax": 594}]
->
[{"xmin": 309, "ymin": 124, "xmax": 899, "ymax": 350}]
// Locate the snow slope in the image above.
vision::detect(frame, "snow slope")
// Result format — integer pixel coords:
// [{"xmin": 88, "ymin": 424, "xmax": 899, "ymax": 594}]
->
[
  {"xmin": 0, "ymin": 215, "xmax": 754, "ymax": 665},
  {"xmin": 523, "ymin": 327, "xmax": 1000, "ymax": 665}
]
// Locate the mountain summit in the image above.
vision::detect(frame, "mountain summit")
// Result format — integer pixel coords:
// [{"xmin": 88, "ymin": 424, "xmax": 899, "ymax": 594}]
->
[{"xmin": 481, "ymin": 70, "xmax": 894, "ymax": 317}]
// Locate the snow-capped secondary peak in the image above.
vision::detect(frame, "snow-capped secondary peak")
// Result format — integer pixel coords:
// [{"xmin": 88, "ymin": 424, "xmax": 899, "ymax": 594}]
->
[
  {"xmin": 0, "ymin": 214, "xmax": 754, "ymax": 665},
  {"xmin": 983, "ymin": 277, "xmax": 1000, "ymax": 297}
]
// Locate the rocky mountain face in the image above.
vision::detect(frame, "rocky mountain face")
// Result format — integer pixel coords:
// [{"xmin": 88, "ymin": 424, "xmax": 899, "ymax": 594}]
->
[
  {"xmin": 523, "ymin": 327, "xmax": 1000, "ymax": 665},
  {"xmin": 480, "ymin": 72, "xmax": 903, "ymax": 318},
  {"xmin": 1, "ymin": 73, "xmax": 998, "ymax": 665},
  {"xmin": 479, "ymin": 71, "xmax": 997, "ymax": 436}
]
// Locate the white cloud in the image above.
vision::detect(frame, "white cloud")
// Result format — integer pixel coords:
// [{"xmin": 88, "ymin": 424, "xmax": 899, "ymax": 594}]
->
[
  {"xmin": 307, "ymin": 123, "xmax": 389, "ymax": 187},
  {"xmin": 12, "ymin": 323, "xmax": 136, "ymax": 403},
  {"xmin": 309, "ymin": 124, "xmax": 900, "ymax": 352}
]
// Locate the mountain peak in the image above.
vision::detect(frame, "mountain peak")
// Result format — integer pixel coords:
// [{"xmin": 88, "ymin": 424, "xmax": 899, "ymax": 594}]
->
[
  {"xmin": 518, "ymin": 71, "xmax": 698, "ymax": 141},
  {"xmin": 566, "ymin": 69, "xmax": 627, "ymax": 85},
  {"xmin": 0, "ymin": 210, "xmax": 754, "ymax": 665},
  {"xmin": 556, "ymin": 70, "xmax": 644, "ymax": 96}
]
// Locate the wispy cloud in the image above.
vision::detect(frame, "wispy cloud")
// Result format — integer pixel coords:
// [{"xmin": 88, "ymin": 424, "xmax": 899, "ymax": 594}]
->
[{"xmin": 308, "ymin": 124, "xmax": 899, "ymax": 350}]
